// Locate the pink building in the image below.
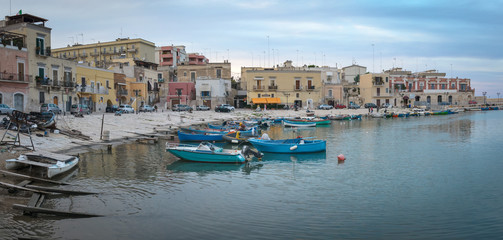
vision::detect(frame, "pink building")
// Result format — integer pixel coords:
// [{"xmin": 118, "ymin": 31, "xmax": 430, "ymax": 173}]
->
[
  {"xmin": 166, "ymin": 82, "xmax": 195, "ymax": 108},
  {"xmin": 188, "ymin": 53, "xmax": 208, "ymax": 65},
  {"xmin": 0, "ymin": 31, "xmax": 29, "ymax": 111},
  {"xmin": 158, "ymin": 46, "xmax": 187, "ymax": 67}
]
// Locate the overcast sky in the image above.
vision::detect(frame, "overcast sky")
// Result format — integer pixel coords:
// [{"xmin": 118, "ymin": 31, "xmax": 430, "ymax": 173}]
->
[{"xmin": 3, "ymin": 0, "xmax": 503, "ymax": 97}]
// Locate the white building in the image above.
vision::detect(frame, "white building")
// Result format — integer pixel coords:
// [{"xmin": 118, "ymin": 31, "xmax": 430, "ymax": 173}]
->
[
  {"xmin": 195, "ymin": 77, "xmax": 231, "ymax": 108},
  {"xmin": 342, "ymin": 64, "xmax": 367, "ymax": 84}
]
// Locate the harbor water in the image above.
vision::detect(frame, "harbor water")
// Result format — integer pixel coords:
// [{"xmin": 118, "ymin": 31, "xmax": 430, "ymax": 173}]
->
[{"xmin": 2, "ymin": 110, "xmax": 503, "ymax": 239}]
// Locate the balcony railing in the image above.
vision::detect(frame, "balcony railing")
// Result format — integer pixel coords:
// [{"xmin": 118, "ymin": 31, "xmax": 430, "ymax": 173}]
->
[
  {"xmin": 0, "ymin": 72, "xmax": 29, "ymax": 83},
  {"xmin": 90, "ymin": 52, "xmax": 100, "ymax": 56},
  {"xmin": 127, "ymin": 48, "xmax": 137, "ymax": 53},
  {"xmin": 117, "ymin": 89, "xmax": 128, "ymax": 96},
  {"xmin": 35, "ymin": 47, "xmax": 51, "ymax": 57},
  {"xmin": 306, "ymin": 85, "xmax": 315, "ymax": 91},
  {"xmin": 158, "ymin": 78, "xmax": 165, "ymax": 83},
  {"xmin": 79, "ymin": 53, "xmax": 88, "ymax": 57},
  {"xmin": 253, "ymin": 85, "xmax": 266, "ymax": 91},
  {"xmin": 62, "ymin": 81, "xmax": 75, "ymax": 88},
  {"xmin": 294, "ymin": 85, "xmax": 303, "ymax": 91},
  {"xmin": 35, "ymin": 76, "xmax": 52, "ymax": 86},
  {"xmin": 268, "ymin": 85, "xmax": 278, "ymax": 90}
]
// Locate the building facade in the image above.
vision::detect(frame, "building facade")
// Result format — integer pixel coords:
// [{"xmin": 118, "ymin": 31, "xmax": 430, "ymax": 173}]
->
[
  {"xmin": 155, "ymin": 45, "xmax": 187, "ymax": 67},
  {"xmin": 0, "ymin": 30, "xmax": 29, "ymax": 111},
  {"xmin": 1, "ymin": 14, "xmax": 78, "ymax": 112},
  {"xmin": 245, "ymin": 61, "xmax": 323, "ymax": 109},
  {"xmin": 342, "ymin": 64, "xmax": 367, "ymax": 84},
  {"xmin": 51, "ymin": 38, "xmax": 156, "ymax": 69},
  {"xmin": 195, "ymin": 78, "xmax": 231, "ymax": 108},
  {"xmin": 166, "ymin": 82, "xmax": 195, "ymax": 109},
  {"xmin": 177, "ymin": 62, "xmax": 231, "ymax": 82},
  {"xmin": 76, "ymin": 65, "xmax": 115, "ymax": 113}
]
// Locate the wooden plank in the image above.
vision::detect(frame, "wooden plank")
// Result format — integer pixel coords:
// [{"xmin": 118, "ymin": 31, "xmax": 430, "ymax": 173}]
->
[
  {"xmin": 0, "ymin": 181, "xmax": 52, "ymax": 194},
  {"xmin": 17, "ymin": 180, "xmax": 32, "ymax": 187},
  {"xmin": 25, "ymin": 193, "xmax": 44, "ymax": 216},
  {"xmin": 12, "ymin": 204, "xmax": 103, "ymax": 218},
  {"xmin": 25, "ymin": 185, "xmax": 98, "ymax": 195},
  {"xmin": 0, "ymin": 170, "xmax": 70, "ymax": 185}
]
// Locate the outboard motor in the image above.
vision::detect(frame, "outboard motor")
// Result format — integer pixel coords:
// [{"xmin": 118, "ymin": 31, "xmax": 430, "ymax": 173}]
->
[{"xmin": 241, "ymin": 145, "xmax": 264, "ymax": 160}]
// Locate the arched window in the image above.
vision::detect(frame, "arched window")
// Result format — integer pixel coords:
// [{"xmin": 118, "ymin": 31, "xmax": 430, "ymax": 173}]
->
[{"xmin": 438, "ymin": 95, "xmax": 442, "ymax": 103}]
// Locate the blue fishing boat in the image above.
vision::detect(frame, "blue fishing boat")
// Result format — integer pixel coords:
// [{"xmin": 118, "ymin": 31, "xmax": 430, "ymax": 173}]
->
[
  {"xmin": 177, "ymin": 130, "xmax": 225, "ymax": 142},
  {"xmin": 166, "ymin": 142, "xmax": 246, "ymax": 163},
  {"xmin": 287, "ymin": 118, "xmax": 331, "ymax": 125},
  {"xmin": 248, "ymin": 138, "xmax": 326, "ymax": 153}
]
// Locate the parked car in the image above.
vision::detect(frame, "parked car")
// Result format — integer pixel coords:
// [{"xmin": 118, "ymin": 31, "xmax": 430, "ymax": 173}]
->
[
  {"xmin": 0, "ymin": 104, "xmax": 15, "ymax": 115},
  {"xmin": 40, "ymin": 103, "xmax": 62, "ymax": 114},
  {"xmin": 196, "ymin": 105, "xmax": 210, "ymax": 111},
  {"xmin": 70, "ymin": 104, "xmax": 91, "ymax": 115},
  {"xmin": 468, "ymin": 100, "xmax": 477, "ymax": 104},
  {"xmin": 318, "ymin": 104, "xmax": 334, "ymax": 110},
  {"xmin": 382, "ymin": 103, "xmax": 393, "ymax": 108},
  {"xmin": 334, "ymin": 104, "xmax": 346, "ymax": 109},
  {"xmin": 106, "ymin": 105, "xmax": 119, "ymax": 113},
  {"xmin": 215, "ymin": 104, "xmax": 235, "ymax": 112},
  {"xmin": 364, "ymin": 103, "xmax": 378, "ymax": 108},
  {"xmin": 139, "ymin": 105, "xmax": 155, "ymax": 112},
  {"xmin": 348, "ymin": 103, "xmax": 360, "ymax": 109},
  {"xmin": 172, "ymin": 104, "xmax": 192, "ymax": 112},
  {"xmin": 119, "ymin": 104, "xmax": 135, "ymax": 113}
]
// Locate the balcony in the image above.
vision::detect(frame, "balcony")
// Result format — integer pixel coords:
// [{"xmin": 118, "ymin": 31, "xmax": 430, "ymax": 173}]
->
[
  {"xmin": 0, "ymin": 72, "xmax": 29, "ymax": 83},
  {"xmin": 306, "ymin": 85, "xmax": 316, "ymax": 91},
  {"xmin": 127, "ymin": 48, "xmax": 137, "ymax": 53},
  {"xmin": 294, "ymin": 85, "xmax": 303, "ymax": 91},
  {"xmin": 79, "ymin": 53, "xmax": 88, "ymax": 57},
  {"xmin": 158, "ymin": 78, "xmax": 165, "ymax": 83},
  {"xmin": 117, "ymin": 89, "xmax": 128, "ymax": 96},
  {"xmin": 52, "ymin": 80, "xmax": 61, "ymax": 88},
  {"xmin": 253, "ymin": 85, "xmax": 266, "ymax": 91},
  {"xmin": 35, "ymin": 76, "xmax": 52, "ymax": 86},
  {"xmin": 90, "ymin": 52, "xmax": 100, "ymax": 56},
  {"xmin": 268, "ymin": 85, "xmax": 278, "ymax": 91},
  {"xmin": 63, "ymin": 81, "xmax": 75, "ymax": 88},
  {"xmin": 35, "ymin": 47, "xmax": 51, "ymax": 57}
]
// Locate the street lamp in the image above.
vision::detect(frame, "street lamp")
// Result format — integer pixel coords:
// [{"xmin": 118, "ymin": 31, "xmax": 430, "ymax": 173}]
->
[
  {"xmin": 482, "ymin": 91, "xmax": 487, "ymax": 105},
  {"xmin": 284, "ymin": 93, "xmax": 290, "ymax": 110}
]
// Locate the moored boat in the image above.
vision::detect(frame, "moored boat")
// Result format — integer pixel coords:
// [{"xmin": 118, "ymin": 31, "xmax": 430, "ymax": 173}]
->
[
  {"xmin": 288, "ymin": 118, "xmax": 331, "ymax": 125},
  {"xmin": 5, "ymin": 151, "xmax": 79, "ymax": 178},
  {"xmin": 166, "ymin": 142, "xmax": 247, "ymax": 163},
  {"xmin": 177, "ymin": 130, "xmax": 225, "ymax": 142},
  {"xmin": 248, "ymin": 138, "xmax": 326, "ymax": 153},
  {"xmin": 282, "ymin": 120, "xmax": 316, "ymax": 127}
]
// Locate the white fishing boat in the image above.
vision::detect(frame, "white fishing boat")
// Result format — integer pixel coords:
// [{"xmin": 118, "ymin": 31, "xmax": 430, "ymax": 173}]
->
[{"xmin": 5, "ymin": 151, "xmax": 79, "ymax": 178}]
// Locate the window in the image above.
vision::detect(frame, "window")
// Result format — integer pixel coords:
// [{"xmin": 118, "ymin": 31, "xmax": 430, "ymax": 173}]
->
[
  {"xmin": 52, "ymin": 69, "xmax": 58, "ymax": 83},
  {"xmin": 271, "ymin": 94, "xmax": 274, "ymax": 97},
  {"xmin": 296, "ymin": 93, "xmax": 299, "ymax": 98},
  {"xmin": 386, "ymin": 88, "xmax": 389, "ymax": 93},
  {"xmin": 94, "ymin": 48, "xmax": 97, "ymax": 53},
  {"xmin": 190, "ymin": 72, "xmax": 196, "ymax": 82},
  {"xmin": 201, "ymin": 91, "xmax": 210, "ymax": 97},
  {"xmin": 269, "ymin": 77, "xmax": 276, "ymax": 86},
  {"xmin": 81, "ymin": 77, "xmax": 86, "ymax": 86},
  {"xmin": 158, "ymin": 73, "xmax": 163, "ymax": 80},
  {"xmin": 258, "ymin": 94, "xmax": 261, "ymax": 98},
  {"xmin": 451, "ymin": 83, "xmax": 455, "ymax": 89},
  {"xmin": 184, "ymin": 72, "xmax": 187, "ymax": 77},
  {"xmin": 114, "ymin": 47, "xmax": 116, "ymax": 53},
  {"xmin": 328, "ymin": 89, "xmax": 333, "ymax": 97},
  {"xmin": 216, "ymin": 69, "xmax": 222, "ymax": 78},
  {"xmin": 386, "ymin": 77, "xmax": 388, "ymax": 82},
  {"xmin": 132, "ymin": 44, "xmax": 135, "ymax": 49},
  {"xmin": 39, "ymin": 91, "xmax": 45, "ymax": 103},
  {"xmin": 176, "ymin": 89, "xmax": 182, "ymax": 96},
  {"xmin": 441, "ymin": 84, "xmax": 446, "ymax": 89},
  {"xmin": 431, "ymin": 84, "xmax": 436, "ymax": 89},
  {"xmin": 36, "ymin": 37, "xmax": 45, "ymax": 55},
  {"xmin": 106, "ymin": 80, "xmax": 110, "ymax": 89}
]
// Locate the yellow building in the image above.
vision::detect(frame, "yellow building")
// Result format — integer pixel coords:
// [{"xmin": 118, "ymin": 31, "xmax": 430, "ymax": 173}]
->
[
  {"xmin": 127, "ymin": 77, "xmax": 147, "ymax": 111},
  {"xmin": 76, "ymin": 65, "xmax": 116, "ymax": 112},
  {"xmin": 52, "ymin": 38, "xmax": 156, "ymax": 69},
  {"xmin": 359, "ymin": 73, "xmax": 393, "ymax": 107},
  {"xmin": 244, "ymin": 62, "xmax": 322, "ymax": 108}
]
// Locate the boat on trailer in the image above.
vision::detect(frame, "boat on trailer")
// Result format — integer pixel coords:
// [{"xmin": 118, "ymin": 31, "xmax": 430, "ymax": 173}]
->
[{"xmin": 5, "ymin": 151, "xmax": 79, "ymax": 178}]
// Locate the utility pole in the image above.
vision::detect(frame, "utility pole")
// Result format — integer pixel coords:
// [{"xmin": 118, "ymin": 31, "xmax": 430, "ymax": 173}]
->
[
  {"xmin": 372, "ymin": 43, "xmax": 375, "ymax": 73},
  {"xmin": 267, "ymin": 36, "xmax": 270, "ymax": 67}
]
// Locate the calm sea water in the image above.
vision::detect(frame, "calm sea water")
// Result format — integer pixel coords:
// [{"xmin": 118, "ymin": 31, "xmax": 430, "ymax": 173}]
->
[{"xmin": 2, "ymin": 110, "xmax": 503, "ymax": 239}]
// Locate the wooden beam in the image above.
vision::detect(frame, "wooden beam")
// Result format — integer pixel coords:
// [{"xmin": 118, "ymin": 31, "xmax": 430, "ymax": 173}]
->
[
  {"xmin": 25, "ymin": 185, "xmax": 98, "ymax": 195},
  {"xmin": 0, "ymin": 181, "xmax": 52, "ymax": 194},
  {"xmin": 0, "ymin": 170, "xmax": 70, "ymax": 185},
  {"xmin": 13, "ymin": 204, "xmax": 103, "ymax": 218}
]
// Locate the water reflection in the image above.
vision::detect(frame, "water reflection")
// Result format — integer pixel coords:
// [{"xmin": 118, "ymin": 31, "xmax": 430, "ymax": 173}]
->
[
  {"xmin": 167, "ymin": 161, "xmax": 244, "ymax": 173},
  {"xmin": 259, "ymin": 151, "xmax": 327, "ymax": 162}
]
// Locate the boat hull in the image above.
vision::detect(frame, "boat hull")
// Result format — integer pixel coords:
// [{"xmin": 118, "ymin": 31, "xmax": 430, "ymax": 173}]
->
[
  {"xmin": 283, "ymin": 120, "xmax": 316, "ymax": 127},
  {"xmin": 177, "ymin": 131, "xmax": 224, "ymax": 142},
  {"xmin": 5, "ymin": 155, "xmax": 79, "ymax": 179},
  {"xmin": 248, "ymin": 138, "xmax": 326, "ymax": 153},
  {"xmin": 167, "ymin": 148, "xmax": 246, "ymax": 163}
]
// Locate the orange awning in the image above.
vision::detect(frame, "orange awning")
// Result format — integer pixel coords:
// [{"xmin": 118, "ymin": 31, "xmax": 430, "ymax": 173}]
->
[{"xmin": 251, "ymin": 98, "xmax": 281, "ymax": 104}]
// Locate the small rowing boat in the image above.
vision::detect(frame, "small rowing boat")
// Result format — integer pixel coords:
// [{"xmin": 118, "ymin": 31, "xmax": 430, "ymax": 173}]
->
[
  {"xmin": 166, "ymin": 142, "xmax": 247, "ymax": 163},
  {"xmin": 5, "ymin": 151, "xmax": 79, "ymax": 178}
]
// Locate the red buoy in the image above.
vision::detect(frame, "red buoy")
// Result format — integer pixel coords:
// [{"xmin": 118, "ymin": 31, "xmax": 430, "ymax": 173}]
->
[{"xmin": 337, "ymin": 154, "xmax": 346, "ymax": 161}]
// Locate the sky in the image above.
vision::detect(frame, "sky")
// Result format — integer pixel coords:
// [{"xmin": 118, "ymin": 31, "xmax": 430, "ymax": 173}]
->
[{"xmin": 3, "ymin": 0, "xmax": 503, "ymax": 97}]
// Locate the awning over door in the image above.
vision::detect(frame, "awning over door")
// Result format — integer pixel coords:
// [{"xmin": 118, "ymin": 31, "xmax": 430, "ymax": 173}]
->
[{"xmin": 251, "ymin": 98, "xmax": 281, "ymax": 104}]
